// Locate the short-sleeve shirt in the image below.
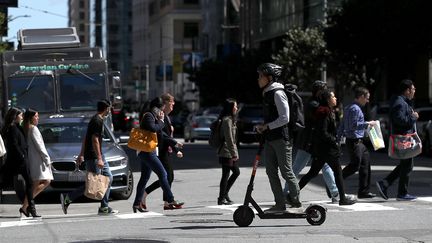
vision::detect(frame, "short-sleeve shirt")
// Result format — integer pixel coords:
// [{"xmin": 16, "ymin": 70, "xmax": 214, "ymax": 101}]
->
[{"xmin": 84, "ymin": 114, "xmax": 104, "ymax": 160}]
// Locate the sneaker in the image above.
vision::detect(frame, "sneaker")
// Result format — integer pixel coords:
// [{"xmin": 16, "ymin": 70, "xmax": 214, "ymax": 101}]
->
[
  {"xmin": 396, "ymin": 194, "xmax": 417, "ymax": 201},
  {"xmin": 376, "ymin": 180, "xmax": 389, "ymax": 200},
  {"xmin": 98, "ymin": 206, "xmax": 119, "ymax": 215},
  {"xmin": 60, "ymin": 193, "xmax": 70, "ymax": 215},
  {"xmin": 331, "ymin": 192, "xmax": 339, "ymax": 204},
  {"xmin": 264, "ymin": 205, "xmax": 286, "ymax": 214}
]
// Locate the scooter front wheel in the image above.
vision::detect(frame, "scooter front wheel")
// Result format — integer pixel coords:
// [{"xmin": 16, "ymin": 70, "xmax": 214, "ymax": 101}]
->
[
  {"xmin": 306, "ymin": 205, "xmax": 326, "ymax": 225},
  {"xmin": 233, "ymin": 205, "xmax": 254, "ymax": 227}
]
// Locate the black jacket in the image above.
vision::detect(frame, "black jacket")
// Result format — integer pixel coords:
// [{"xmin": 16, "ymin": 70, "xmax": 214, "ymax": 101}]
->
[
  {"xmin": 4, "ymin": 124, "xmax": 28, "ymax": 173},
  {"xmin": 312, "ymin": 106, "xmax": 340, "ymax": 161},
  {"xmin": 389, "ymin": 95, "xmax": 417, "ymax": 135}
]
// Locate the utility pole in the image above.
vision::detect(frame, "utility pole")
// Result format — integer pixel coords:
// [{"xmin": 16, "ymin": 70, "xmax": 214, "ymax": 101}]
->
[{"xmin": 145, "ymin": 64, "xmax": 149, "ymax": 101}]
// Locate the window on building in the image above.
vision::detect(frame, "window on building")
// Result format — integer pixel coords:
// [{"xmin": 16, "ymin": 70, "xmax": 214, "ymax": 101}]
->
[
  {"xmin": 160, "ymin": 0, "xmax": 170, "ymax": 9},
  {"xmin": 79, "ymin": 24, "xmax": 85, "ymax": 31},
  {"xmin": 79, "ymin": 0, "xmax": 84, "ymax": 8},
  {"xmin": 184, "ymin": 22, "xmax": 199, "ymax": 38},
  {"xmin": 79, "ymin": 11, "xmax": 85, "ymax": 19}
]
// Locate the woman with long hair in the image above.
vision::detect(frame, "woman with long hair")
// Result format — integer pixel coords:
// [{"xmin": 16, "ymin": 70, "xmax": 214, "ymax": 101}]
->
[
  {"xmin": 298, "ymin": 90, "xmax": 356, "ymax": 206},
  {"xmin": 23, "ymin": 108, "xmax": 53, "ymax": 203},
  {"xmin": 2, "ymin": 107, "xmax": 40, "ymax": 217},
  {"xmin": 132, "ymin": 97, "xmax": 183, "ymax": 212},
  {"xmin": 217, "ymin": 98, "xmax": 240, "ymax": 205}
]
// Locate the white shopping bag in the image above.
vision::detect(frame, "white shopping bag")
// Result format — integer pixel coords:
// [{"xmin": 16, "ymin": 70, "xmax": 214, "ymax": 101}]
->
[{"xmin": 367, "ymin": 120, "xmax": 385, "ymax": 151}]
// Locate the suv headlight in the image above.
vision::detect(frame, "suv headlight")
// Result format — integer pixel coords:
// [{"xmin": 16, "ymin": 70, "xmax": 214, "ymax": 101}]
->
[{"xmin": 108, "ymin": 158, "xmax": 128, "ymax": 167}]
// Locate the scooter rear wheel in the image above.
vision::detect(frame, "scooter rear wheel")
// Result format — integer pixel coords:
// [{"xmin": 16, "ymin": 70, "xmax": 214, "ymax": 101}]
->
[
  {"xmin": 306, "ymin": 205, "xmax": 326, "ymax": 225},
  {"xmin": 233, "ymin": 205, "xmax": 254, "ymax": 227}
]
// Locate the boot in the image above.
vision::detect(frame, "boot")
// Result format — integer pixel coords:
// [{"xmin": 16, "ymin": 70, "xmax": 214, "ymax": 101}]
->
[
  {"xmin": 27, "ymin": 200, "xmax": 41, "ymax": 218},
  {"xmin": 225, "ymin": 195, "xmax": 234, "ymax": 204}
]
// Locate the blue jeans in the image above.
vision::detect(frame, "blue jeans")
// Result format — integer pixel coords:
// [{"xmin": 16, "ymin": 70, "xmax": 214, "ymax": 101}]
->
[
  {"xmin": 68, "ymin": 157, "xmax": 113, "ymax": 208},
  {"xmin": 133, "ymin": 151, "xmax": 174, "ymax": 206},
  {"xmin": 284, "ymin": 149, "xmax": 338, "ymax": 197}
]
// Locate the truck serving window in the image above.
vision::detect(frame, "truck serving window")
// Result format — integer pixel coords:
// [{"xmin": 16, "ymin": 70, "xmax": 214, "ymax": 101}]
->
[
  {"xmin": 8, "ymin": 75, "xmax": 55, "ymax": 112},
  {"xmin": 60, "ymin": 73, "xmax": 106, "ymax": 111}
]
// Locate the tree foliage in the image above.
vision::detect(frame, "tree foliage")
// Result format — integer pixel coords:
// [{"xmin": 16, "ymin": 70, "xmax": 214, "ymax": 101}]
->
[
  {"xmin": 272, "ymin": 27, "xmax": 328, "ymax": 90},
  {"xmin": 325, "ymin": 0, "xmax": 432, "ymax": 89},
  {"xmin": 0, "ymin": 11, "xmax": 10, "ymax": 52}
]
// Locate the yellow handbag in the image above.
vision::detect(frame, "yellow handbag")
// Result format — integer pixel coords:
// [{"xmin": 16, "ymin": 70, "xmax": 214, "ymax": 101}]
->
[{"xmin": 127, "ymin": 128, "xmax": 158, "ymax": 152}]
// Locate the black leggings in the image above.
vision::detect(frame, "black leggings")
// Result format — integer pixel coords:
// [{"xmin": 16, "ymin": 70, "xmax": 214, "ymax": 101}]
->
[
  {"xmin": 298, "ymin": 157, "xmax": 348, "ymax": 201},
  {"xmin": 219, "ymin": 158, "xmax": 240, "ymax": 198}
]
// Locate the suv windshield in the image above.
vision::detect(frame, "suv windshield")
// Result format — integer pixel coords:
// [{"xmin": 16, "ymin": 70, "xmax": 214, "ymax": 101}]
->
[
  {"xmin": 60, "ymin": 73, "xmax": 106, "ymax": 111},
  {"xmin": 8, "ymin": 75, "xmax": 55, "ymax": 112}
]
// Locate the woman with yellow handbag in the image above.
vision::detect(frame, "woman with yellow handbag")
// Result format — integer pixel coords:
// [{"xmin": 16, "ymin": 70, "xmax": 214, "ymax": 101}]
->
[{"xmin": 132, "ymin": 97, "xmax": 183, "ymax": 213}]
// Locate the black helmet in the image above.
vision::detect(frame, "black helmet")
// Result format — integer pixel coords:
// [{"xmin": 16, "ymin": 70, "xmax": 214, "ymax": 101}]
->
[{"xmin": 257, "ymin": 63, "xmax": 282, "ymax": 79}]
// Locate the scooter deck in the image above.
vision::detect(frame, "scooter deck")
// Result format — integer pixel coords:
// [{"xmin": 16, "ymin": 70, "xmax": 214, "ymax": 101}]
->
[{"xmin": 257, "ymin": 211, "xmax": 308, "ymax": 219}]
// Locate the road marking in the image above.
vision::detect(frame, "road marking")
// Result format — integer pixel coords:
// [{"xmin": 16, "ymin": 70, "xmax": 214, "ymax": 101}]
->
[
  {"xmin": 115, "ymin": 212, "xmax": 163, "ymax": 219},
  {"xmin": 0, "ymin": 218, "xmax": 44, "ymax": 228}
]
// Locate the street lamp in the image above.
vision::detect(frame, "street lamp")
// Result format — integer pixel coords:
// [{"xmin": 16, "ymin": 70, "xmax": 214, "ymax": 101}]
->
[{"xmin": 8, "ymin": 14, "xmax": 31, "ymax": 22}]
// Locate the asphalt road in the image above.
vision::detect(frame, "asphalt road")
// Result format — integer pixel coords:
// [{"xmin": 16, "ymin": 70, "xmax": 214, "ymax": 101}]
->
[{"xmin": 1, "ymin": 139, "xmax": 432, "ymax": 243}]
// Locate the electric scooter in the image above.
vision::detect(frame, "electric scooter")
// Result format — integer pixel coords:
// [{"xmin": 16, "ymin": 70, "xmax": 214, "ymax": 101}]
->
[{"xmin": 233, "ymin": 145, "xmax": 327, "ymax": 227}]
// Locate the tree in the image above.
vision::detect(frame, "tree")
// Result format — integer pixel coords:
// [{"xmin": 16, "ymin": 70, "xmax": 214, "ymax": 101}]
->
[
  {"xmin": 0, "ymin": 11, "xmax": 10, "ymax": 52},
  {"xmin": 272, "ymin": 27, "xmax": 328, "ymax": 91},
  {"xmin": 325, "ymin": 0, "xmax": 432, "ymax": 92}
]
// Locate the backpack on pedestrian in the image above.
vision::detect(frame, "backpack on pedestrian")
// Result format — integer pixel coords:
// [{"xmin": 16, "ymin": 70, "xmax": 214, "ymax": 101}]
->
[
  {"xmin": 209, "ymin": 118, "xmax": 224, "ymax": 149},
  {"xmin": 275, "ymin": 84, "xmax": 305, "ymax": 138}
]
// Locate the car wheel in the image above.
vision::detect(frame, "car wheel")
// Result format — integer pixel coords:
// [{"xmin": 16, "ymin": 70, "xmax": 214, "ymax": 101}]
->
[
  {"xmin": 191, "ymin": 138, "xmax": 195, "ymax": 143},
  {"xmin": 111, "ymin": 167, "xmax": 134, "ymax": 200}
]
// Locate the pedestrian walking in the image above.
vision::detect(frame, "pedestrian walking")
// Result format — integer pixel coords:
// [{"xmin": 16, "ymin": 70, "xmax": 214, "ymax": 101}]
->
[
  {"xmin": 23, "ymin": 108, "xmax": 53, "ymax": 204},
  {"xmin": 255, "ymin": 63, "xmax": 301, "ymax": 213},
  {"xmin": 284, "ymin": 80, "xmax": 343, "ymax": 203},
  {"xmin": 376, "ymin": 79, "xmax": 419, "ymax": 201},
  {"xmin": 298, "ymin": 90, "xmax": 356, "ymax": 205},
  {"xmin": 141, "ymin": 93, "xmax": 184, "ymax": 210},
  {"xmin": 132, "ymin": 97, "xmax": 183, "ymax": 212},
  {"xmin": 216, "ymin": 98, "xmax": 240, "ymax": 205},
  {"xmin": 60, "ymin": 99, "xmax": 118, "ymax": 215},
  {"xmin": 2, "ymin": 107, "xmax": 40, "ymax": 217},
  {"xmin": 338, "ymin": 87, "xmax": 377, "ymax": 198}
]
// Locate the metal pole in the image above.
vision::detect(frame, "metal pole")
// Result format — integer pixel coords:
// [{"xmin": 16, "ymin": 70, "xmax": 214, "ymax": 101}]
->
[
  {"xmin": 145, "ymin": 64, "xmax": 150, "ymax": 100},
  {"xmin": 163, "ymin": 60, "xmax": 166, "ymax": 94}
]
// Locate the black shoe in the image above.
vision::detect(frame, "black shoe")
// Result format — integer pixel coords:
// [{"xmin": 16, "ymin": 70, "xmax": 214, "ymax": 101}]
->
[
  {"xmin": 339, "ymin": 198, "xmax": 356, "ymax": 206},
  {"xmin": 376, "ymin": 181, "xmax": 388, "ymax": 200},
  {"xmin": 19, "ymin": 207, "xmax": 29, "ymax": 217},
  {"xmin": 218, "ymin": 197, "xmax": 232, "ymax": 205},
  {"xmin": 225, "ymin": 195, "xmax": 234, "ymax": 204},
  {"xmin": 325, "ymin": 186, "xmax": 332, "ymax": 199},
  {"xmin": 358, "ymin": 192, "xmax": 376, "ymax": 199},
  {"xmin": 26, "ymin": 206, "xmax": 41, "ymax": 218}
]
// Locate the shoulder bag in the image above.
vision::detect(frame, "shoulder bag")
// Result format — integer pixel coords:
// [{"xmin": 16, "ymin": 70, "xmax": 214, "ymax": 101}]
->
[
  {"xmin": 388, "ymin": 123, "xmax": 422, "ymax": 159},
  {"xmin": 127, "ymin": 127, "xmax": 158, "ymax": 152}
]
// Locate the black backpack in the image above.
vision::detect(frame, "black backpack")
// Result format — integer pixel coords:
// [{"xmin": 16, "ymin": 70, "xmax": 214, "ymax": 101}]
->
[
  {"xmin": 277, "ymin": 84, "xmax": 305, "ymax": 136},
  {"xmin": 208, "ymin": 118, "xmax": 224, "ymax": 149}
]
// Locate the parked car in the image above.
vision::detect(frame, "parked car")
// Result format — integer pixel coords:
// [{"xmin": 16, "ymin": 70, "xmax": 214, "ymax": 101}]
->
[
  {"xmin": 237, "ymin": 104, "xmax": 263, "ymax": 144},
  {"xmin": 37, "ymin": 114, "xmax": 134, "ymax": 200},
  {"xmin": 183, "ymin": 115, "xmax": 217, "ymax": 142}
]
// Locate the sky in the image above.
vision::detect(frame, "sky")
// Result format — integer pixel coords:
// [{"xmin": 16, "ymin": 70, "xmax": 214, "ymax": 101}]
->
[{"xmin": 6, "ymin": 0, "xmax": 68, "ymax": 46}]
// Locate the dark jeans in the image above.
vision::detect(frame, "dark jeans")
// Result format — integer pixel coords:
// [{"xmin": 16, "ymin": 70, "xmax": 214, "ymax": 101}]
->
[
  {"xmin": 145, "ymin": 154, "xmax": 174, "ymax": 202},
  {"xmin": 133, "ymin": 151, "xmax": 174, "ymax": 206},
  {"xmin": 342, "ymin": 139, "xmax": 371, "ymax": 194},
  {"xmin": 384, "ymin": 158, "xmax": 414, "ymax": 196},
  {"xmin": 299, "ymin": 157, "xmax": 349, "ymax": 201},
  {"xmin": 218, "ymin": 157, "xmax": 240, "ymax": 198}
]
